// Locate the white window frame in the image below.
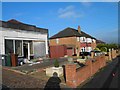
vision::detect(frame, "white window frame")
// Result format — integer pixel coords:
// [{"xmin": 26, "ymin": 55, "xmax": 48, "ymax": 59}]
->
[
  {"xmin": 77, "ymin": 37, "xmax": 80, "ymax": 42},
  {"xmin": 56, "ymin": 38, "xmax": 59, "ymax": 44}
]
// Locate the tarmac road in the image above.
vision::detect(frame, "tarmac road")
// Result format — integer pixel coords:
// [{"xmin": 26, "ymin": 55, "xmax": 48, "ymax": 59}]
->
[{"xmin": 81, "ymin": 56, "xmax": 119, "ymax": 89}]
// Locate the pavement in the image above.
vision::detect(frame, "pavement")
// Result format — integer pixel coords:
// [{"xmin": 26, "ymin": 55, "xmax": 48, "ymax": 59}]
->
[
  {"xmin": 11, "ymin": 57, "xmax": 68, "ymax": 73},
  {"xmin": 80, "ymin": 56, "xmax": 119, "ymax": 89}
]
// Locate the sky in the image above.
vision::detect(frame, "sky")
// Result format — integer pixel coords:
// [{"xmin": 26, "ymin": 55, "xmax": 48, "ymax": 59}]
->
[{"xmin": 2, "ymin": 2, "xmax": 118, "ymax": 43}]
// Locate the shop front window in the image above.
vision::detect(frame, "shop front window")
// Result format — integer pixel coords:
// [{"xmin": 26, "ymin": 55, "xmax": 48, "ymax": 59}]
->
[
  {"xmin": 30, "ymin": 41, "xmax": 33, "ymax": 54},
  {"xmin": 5, "ymin": 39, "xmax": 14, "ymax": 54},
  {"xmin": 15, "ymin": 40, "xmax": 22, "ymax": 56}
]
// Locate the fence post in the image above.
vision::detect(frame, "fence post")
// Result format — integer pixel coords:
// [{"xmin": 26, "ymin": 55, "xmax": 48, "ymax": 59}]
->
[{"xmin": 108, "ymin": 49, "xmax": 112, "ymax": 61}]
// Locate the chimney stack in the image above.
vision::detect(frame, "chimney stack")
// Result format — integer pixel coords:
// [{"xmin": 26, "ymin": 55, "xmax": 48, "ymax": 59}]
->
[{"xmin": 78, "ymin": 26, "xmax": 81, "ymax": 34}]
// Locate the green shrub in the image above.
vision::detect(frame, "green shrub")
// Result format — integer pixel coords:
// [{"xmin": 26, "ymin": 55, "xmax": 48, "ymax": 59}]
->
[
  {"xmin": 94, "ymin": 48, "xmax": 101, "ymax": 51},
  {"xmin": 54, "ymin": 59, "xmax": 59, "ymax": 67},
  {"xmin": 100, "ymin": 47, "xmax": 107, "ymax": 52}
]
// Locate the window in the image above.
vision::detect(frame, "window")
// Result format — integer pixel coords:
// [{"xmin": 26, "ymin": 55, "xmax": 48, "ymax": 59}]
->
[
  {"xmin": 82, "ymin": 37, "xmax": 86, "ymax": 42},
  {"xmin": 77, "ymin": 37, "xmax": 80, "ymax": 41},
  {"xmin": 87, "ymin": 47, "xmax": 92, "ymax": 52},
  {"xmin": 15, "ymin": 40, "xmax": 22, "ymax": 56},
  {"xmin": 83, "ymin": 37, "xmax": 85, "ymax": 42},
  {"xmin": 56, "ymin": 38, "xmax": 59, "ymax": 44},
  {"xmin": 5, "ymin": 39, "xmax": 14, "ymax": 54},
  {"xmin": 30, "ymin": 41, "xmax": 33, "ymax": 54},
  {"xmin": 87, "ymin": 38, "xmax": 92, "ymax": 43},
  {"xmin": 80, "ymin": 37, "xmax": 83, "ymax": 42},
  {"xmin": 92, "ymin": 39, "xmax": 96, "ymax": 43}
]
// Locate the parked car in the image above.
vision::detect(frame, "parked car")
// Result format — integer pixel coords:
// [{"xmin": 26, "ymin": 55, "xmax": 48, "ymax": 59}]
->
[
  {"xmin": 79, "ymin": 52, "xmax": 91, "ymax": 56},
  {"xmin": 91, "ymin": 50, "xmax": 102, "ymax": 56}
]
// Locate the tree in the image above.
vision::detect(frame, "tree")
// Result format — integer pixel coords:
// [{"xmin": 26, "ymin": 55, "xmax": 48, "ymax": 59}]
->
[{"xmin": 97, "ymin": 43, "xmax": 118, "ymax": 52}]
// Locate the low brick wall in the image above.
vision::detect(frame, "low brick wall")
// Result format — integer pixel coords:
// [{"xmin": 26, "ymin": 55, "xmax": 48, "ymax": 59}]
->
[
  {"xmin": 65, "ymin": 54, "xmax": 106, "ymax": 88},
  {"xmin": 106, "ymin": 49, "xmax": 117, "ymax": 61}
]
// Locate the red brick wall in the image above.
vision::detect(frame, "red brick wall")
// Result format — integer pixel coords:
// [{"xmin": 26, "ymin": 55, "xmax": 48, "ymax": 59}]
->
[
  {"xmin": 65, "ymin": 64, "xmax": 77, "ymax": 88},
  {"xmin": 76, "ymin": 65, "xmax": 90, "ymax": 86},
  {"xmin": 65, "ymin": 54, "xmax": 106, "ymax": 88}
]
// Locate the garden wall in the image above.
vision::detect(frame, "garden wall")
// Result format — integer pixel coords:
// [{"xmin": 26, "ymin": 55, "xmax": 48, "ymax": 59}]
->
[{"xmin": 65, "ymin": 54, "xmax": 106, "ymax": 88}]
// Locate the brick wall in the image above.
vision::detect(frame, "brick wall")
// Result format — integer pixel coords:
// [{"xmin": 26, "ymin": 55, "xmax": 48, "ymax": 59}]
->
[
  {"xmin": 65, "ymin": 54, "xmax": 106, "ymax": 88},
  {"xmin": 106, "ymin": 49, "xmax": 117, "ymax": 61},
  {"xmin": 49, "ymin": 37, "xmax": 77, "ymax": 46},
  {"xmin": 65, "ymin": 64, "xmax": 77, "ymax": 88}
]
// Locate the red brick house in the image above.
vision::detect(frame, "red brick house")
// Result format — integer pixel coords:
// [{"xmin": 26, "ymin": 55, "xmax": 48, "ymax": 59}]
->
[{"xmin": 49, "ymin": 26, "xmax": 97, "ymax": 58}]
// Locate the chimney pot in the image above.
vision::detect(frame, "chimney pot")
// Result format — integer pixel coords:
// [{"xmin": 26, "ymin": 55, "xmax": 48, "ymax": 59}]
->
[{"xmin": 78, "ymin": 26, "xmax": 81, "ymax": 34}]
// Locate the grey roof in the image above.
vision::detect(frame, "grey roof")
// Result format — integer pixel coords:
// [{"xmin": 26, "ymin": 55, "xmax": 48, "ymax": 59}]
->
[
  {"xmin": 50, "ymin": 27, "xmax": 96, "ymax": 39},
  {"xmin": 0, "ymin": 19, "xmax": 48, "ymax": 34},
  {"xmin": 96, "ymin": 39, "xmax": 106, "ymax": 44}
]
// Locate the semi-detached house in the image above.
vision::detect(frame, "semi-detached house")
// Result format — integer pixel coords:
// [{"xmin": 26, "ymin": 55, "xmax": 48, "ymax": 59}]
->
[
  {"xmin": 49, "ymin": 26, "xmax": 97, "ymax": 58},
  {"xmin": 0, "ymin": 19, "xmax": 48, "ymax": 60}
]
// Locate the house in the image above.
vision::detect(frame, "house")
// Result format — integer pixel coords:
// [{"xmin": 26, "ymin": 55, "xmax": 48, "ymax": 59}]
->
[
  {"xmin": 49, "ymin": 26, "xmax": 97, "ymax": 58},
  {"xmin": 96, "ymin": 39, "xmax": 106, "ymax": 44},
  {"xmin": 0, "ymin": 19, "xmax": 48, "ymax": 60}
]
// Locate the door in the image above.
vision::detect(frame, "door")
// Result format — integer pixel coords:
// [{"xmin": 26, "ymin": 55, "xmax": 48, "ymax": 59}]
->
[
  {"xmin": 67, "ymin": 48, "xmax": 74, "ymax": 56},
  {"xmin": 23, "ymin": 43, "xmax": 28, "ymax": 59}
]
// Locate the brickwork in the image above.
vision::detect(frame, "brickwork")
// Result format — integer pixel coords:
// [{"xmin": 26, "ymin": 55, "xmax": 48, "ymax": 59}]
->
[
  {"xmin": 49, "ymin": 37, "xmax": 77, "ymax": 46},
  {"xmin": 107, "ymin": 49, "xmax": 117, "ymax": 61},
  {"xmin": 65, "ymin": 64, "xmax": 77, "ymax": 88},
  {"xmin": 65, "ymin": 54, "xmax": 107, "ymax": 88},
  {"xmin": 111, "ymin": 49, "xmax": 117, "ymax": 59},
  {"xmin": 49, "ymin": 36, "xmax": 97, "ymax": 58}
]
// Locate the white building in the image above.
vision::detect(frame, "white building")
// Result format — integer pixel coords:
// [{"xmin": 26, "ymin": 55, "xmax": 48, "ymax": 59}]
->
[{"xmin": 0, "ymin": 19, "xmax": 48, "ymax": 60}]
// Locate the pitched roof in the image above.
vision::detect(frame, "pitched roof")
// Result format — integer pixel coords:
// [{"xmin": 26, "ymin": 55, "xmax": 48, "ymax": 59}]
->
[
  {"xmin": 0, "ymin": 19, "xmax": 48, "ymax": 34},
  {"xmin": 96, "ymin": 39, "xmax": 106, "ymax": 44},
  {"xmin": 50, "ymin": 27, "xmax": 96, "ymax": 39}
]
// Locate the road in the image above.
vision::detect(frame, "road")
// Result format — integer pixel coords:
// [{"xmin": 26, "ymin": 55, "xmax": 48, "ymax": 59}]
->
[{"xmin": 80, "ymin": 56, "xmax": 119, "ymax": 89}]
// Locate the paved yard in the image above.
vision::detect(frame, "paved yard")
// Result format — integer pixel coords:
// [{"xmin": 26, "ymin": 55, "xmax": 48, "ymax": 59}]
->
[
  {"xmin": 11, "ymin": 57, "xmax": 68, "ymax": 73},
  {"xmin": 1, "ymin": 57, "xmax": 86, "ymax": 89},
  {"xmin": 2, "ymin": 66, "xmax": 69, "ymax": 89},
  {"xmin": 2, "ymin": 67, "xmax": 47, "ymax": 88}
]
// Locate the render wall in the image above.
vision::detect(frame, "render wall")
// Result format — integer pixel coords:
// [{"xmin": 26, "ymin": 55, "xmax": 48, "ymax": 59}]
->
[{"xmin": 0, "ymin": 27, "xmax": 48, "ymax": 56}]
